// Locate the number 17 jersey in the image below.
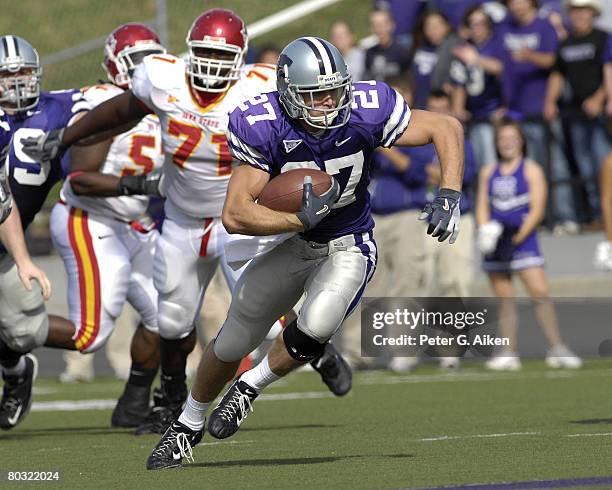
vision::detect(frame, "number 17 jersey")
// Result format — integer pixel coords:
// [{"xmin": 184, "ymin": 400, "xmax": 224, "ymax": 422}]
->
[{"xmin": 131, "ymin": 54, "xmax": 276, "ymax": 219}]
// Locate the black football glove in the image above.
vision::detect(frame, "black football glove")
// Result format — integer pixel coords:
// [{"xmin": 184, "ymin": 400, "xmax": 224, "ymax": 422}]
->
[
  {"xmin": 117, "ymin": 173, "xmax": 165, "ymax": 197},
  {"xmin": 418, "ymin": 188, "xmax": 461, "ymax": 243},
  {"xmin": 20, "ymin": 128, "xmax": 66, "ymax": 162},
  {"xmin": 296, "ymin": 176, "xmax": 340, "ymax": 231}
]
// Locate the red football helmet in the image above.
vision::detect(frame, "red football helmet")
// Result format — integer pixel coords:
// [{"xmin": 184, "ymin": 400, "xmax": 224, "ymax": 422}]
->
[
  {"xmin": 103, "ymin": 23, "xmax": 165, "ymax": 89},
  {"xmin": 186, "ymin": 9, "xmax": 248, "ymax": 93}
]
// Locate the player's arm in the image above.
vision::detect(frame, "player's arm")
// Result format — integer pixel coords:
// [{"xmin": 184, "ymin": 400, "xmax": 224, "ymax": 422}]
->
[
  {"xmin": 222, "ymin": 164, "xmax": 304, "ymax": 236},
  {"xmin": 393, "ymin": 109, "xmax": 464, "ymax": 243},
  {"xmin": 20, "ymin": 91, "xmax": 148, "ymax": 162},
  {"xmin": 512, "ymin": 160, "xmax": 547, "ymax": 245},
  {"xmin": 68, "ymin": 139, "xmax": 162, "ymax": 197},
  {"xmin": 0, "ymin": 204, "xmax": 51, "ymax": 299},
  {"xmin": 394, "ymin": 110, "xmax": 463, "ymax": 192},
  {"xmin": 600, "ymin": 153, "xmax": 612, "ymax": 242}
]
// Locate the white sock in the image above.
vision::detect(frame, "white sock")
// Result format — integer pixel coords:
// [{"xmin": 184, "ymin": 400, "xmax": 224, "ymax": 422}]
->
[
  {"xmin": 240, "ymin": 356, "xmax": 280, "ymax": 393},
  {"xmin": 3, "ymin": 356, "xmax": 26, "ymax": 377},
  {"xmin": 178, "ymin": 392, "xmax": 209, "ymax": 431}
]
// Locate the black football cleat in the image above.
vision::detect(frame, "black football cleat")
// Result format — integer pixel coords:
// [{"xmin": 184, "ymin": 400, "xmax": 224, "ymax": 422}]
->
[
  {"xmin": 134, "ymin": 387, "xmax": 184, "ymax": 435},
  {"xmin": 111, "ymin": 385, "xmax": 151, "ymax": 428},
  {"xmin": 0, "ymin": 353, "xmax": 38, "ymax": 430},
  {"xmin": 207, "ymin": 380, "xmax": 258, "ymax": 440},
  {"xmin": 311, "ymin": 343, "xmax": 352, "ymax": 396},
  {"xmin": 146, "ymin": 419, "xmax": 203, "ymax": 470}
]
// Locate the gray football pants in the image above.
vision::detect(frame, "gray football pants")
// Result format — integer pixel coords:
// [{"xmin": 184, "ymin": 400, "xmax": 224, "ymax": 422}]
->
[{"xmin": 213, "ymin": 233, "xmax": 377, "ymax": 362}]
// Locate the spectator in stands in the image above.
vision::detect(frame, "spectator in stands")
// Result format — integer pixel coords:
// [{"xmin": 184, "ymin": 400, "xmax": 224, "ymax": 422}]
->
[
  {"xmin": 501, "ymin": 0, "xmax": 578, "ymax": 232},
  {"xmin": 329, "ymin": 20, "xmax": 365, "ymax": 81},
  {"xmin": 476, "ymin": 119, "xmax": 582, "ymax": 370},
  {"xmin": 341, "ymin": 76, "xmax": 427, "ymax": 371},
  {"xmin": 604, "ymin": 30, "xmax": 612, "ymax": 117},
  {"xmin": 364, "ymin": 7, "xmax": 411, "ymax": 81},
  {"xmin": 429, "ymin": 0, "xmax": 485, "ymax": 29},
  {"xmin": 255, "ymin": 43, "xmax": 280, "ymax": 65},
  {"xmin": 450, "ymin": 5, "xmax": 506, "ymax": 169},
  {"xmin": 544, "ymin": 0, "xmax": 609, "ymax": 222},
  {"xmin": 373, "ymin": 0, "xmax": 425, "ymax": 47},
  {"xmin": 594, "ymin": 152, "xmax": 612, "ymax": 270},
  {"xmin": 423, "ymin": 90, "xmax": 477, "ymax": 299},
  {"xmin": 410, "ymin": 10, "xmax": 460, "ymax": 108}
]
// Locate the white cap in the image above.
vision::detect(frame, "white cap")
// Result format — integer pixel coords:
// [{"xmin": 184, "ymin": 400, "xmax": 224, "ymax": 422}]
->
[{"xmin": 566, "ymin": 0, "xmax": 602, "ymax": 14}]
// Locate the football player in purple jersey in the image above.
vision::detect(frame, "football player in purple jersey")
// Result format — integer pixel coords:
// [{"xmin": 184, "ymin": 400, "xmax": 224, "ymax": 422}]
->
[{"xmin": 144, "ymin": 36, "xmax": 465, "ymax": 469}]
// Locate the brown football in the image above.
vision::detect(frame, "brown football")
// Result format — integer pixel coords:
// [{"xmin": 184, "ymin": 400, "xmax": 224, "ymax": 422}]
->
[{"xmin": 258, "ymin": 168, "xmax": 332, "ymax": 213}]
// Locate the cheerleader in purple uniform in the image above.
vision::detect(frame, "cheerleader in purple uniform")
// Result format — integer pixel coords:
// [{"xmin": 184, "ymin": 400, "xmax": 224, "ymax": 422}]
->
[{"xmin": 476, "ymin": 119, "xmax": 581, "ymax": 370}]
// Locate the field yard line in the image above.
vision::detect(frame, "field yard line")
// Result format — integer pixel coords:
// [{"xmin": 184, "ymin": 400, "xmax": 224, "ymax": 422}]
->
[
  {"xmin": 565, "ymin": 432, "xmax": 612, "ymax": 437},
  {"xmin": 419, "ymin": 432, "xmax": 539, "ymax": 442},
  {"xmin": 357, "ymin": 368, "xmax": 612, "ymax": 386},
  {"xmin": 409, "ymin": 475, "xmax": 612, "ymax": 490},
  {"xmin": 31, "ymin": 391, "xmax": 332, "ymax": 412}
]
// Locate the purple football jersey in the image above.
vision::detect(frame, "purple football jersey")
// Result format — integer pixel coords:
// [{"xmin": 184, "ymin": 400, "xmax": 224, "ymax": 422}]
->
[
  {"xmin": 227, "ymin": 81, "xmax": 411, "ymax": 243},
  {"xmin": 2, "ymin": 90, "xmax": 88, "ymax": 241}
]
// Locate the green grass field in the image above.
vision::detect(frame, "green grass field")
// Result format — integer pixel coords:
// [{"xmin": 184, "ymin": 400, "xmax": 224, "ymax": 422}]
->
[
  {"xmin": 0, "ymin": 0, "xmax": 373, "ymax": 92},
  {"xmin": 1, "ymin": 360, "xmax": 611, "ymax": 489}
]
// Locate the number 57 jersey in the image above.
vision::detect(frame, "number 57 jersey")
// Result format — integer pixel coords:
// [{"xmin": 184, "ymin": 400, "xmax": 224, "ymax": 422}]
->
[
  {"xmin": 227, "ymin": 80, "xmax": 412, "ymax": 243},
  {"xmin": 131, "ymin": 54, "xmax": 276, "ymax": 219}
]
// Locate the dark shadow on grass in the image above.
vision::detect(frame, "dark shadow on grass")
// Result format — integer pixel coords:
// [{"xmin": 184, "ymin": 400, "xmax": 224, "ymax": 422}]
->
[
  {"xmin": 570, "ymin": 418, "xmax": 612, "ymax": 425},
  {"xmin": 0, "ymin": 426, "xmax": 135, "ymax": 440},
  {"xmin": 240, "ymin": 423, "xmax": 339, "ymax": 432},
  {"xmin": 189, "ymin": 453, "xmax": 413, "ymax": 469}
]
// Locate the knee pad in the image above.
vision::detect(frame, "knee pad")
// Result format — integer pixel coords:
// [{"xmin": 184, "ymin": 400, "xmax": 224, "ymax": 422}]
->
[
  {"xmin": 7, "ymin": 314, "xmax": 49, "ymax": 353},
  {"xmin": 299, "ymin": 289, "xmax": 349, "ymax": 342},
  {"xmin": 158, "ymin": 301, "xmax": 193, "ymax": 340},
  {"xmin": 283, "ymin": 319, "xmax": 327, "ymax": 362}
]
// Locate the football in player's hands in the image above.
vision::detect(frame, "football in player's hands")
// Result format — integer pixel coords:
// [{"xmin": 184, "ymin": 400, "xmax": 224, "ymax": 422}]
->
[{"xmin": 257, "ymin": 168, "xmax": 333, "ymax": 213}]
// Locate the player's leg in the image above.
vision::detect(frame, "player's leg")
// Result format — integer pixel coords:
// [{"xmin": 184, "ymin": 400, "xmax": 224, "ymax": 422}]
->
[
  {"xmin": 207, "ymin": 243, "xmax": 374, "ymax": 440},
  {"xmin": 48, "ymin": 205, "xmax": 131, "ymax": 353},
  {"xmin": 485, "ymin": 272, "xmax": 522, "ymax": 371},
  {"xmin": 0, "ymin": 254, "xmax": 46, "ymax": 430},
  {"xmin": 517, "ymin": 266, "xmax": 581, "ymax": 368},
  {"xmin": 112, "ymin": 228, "xmax": 161, "ymax": 427},
  {"xmin": 138, "ymin": 218, "xmax": 216, "ymax": 435},
  {"xmin": 147, "ymin": 239, "xmax": 305, "ymax": 470}
]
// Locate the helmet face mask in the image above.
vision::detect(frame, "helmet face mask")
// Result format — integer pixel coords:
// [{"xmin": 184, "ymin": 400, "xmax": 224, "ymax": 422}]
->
[
  {"xmin": 277, "ymin": 37, "xmax": 353, "ymax": 130},
  {"xmin": 186, "ymin": 9, "xmax": 248, "ymax": 94},
  {"xmin": 0, "ymin": 36, "xmax": 42, "ymax": 113},
  {"xmin": 103, "ymin": 24, "xmax": 165, "ymax": 89}
]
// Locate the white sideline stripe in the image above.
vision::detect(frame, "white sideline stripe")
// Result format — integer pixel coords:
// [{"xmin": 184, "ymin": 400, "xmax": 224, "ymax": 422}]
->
[
  {"xmin": 31, "ymin": 391, "xmax": 333, "ymax": 412},
  {"xmin": 565, "ymin": 432, "xmax": 612, "ymax": 438},
  {"xmin": 419, "ymin": 432, "xmax": 539, "ymax": 442},
  {"xmin": 357, "ymin": 368, "xmax": 612, "ymax": 386}
]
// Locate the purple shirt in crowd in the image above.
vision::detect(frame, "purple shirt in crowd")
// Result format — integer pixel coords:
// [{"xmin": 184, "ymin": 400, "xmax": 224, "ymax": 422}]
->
[
  {"xmin": 450, "ymin": 34, "xmax": 505, "ymax": 118},
  {"xmin": 411, "ymin": 45, "xmax": 438, "ymax": 109},
  {"xmin": 375, "ymin": 0, "xmax": 425, "ymax": 37},
  {"xmin": 227, "ymin": 81, "xmax": 411, "ymax": 243},
  {"xmin": 430, "ymin": 0, "xmax": 484, "ymax": 28},
  {"xmin": 501, "ymin": 15, "xmax": 558, "ymax": 117},
  {"xmin": 605, "ymin": 34, "xmax": 612, "ymax": 63}
]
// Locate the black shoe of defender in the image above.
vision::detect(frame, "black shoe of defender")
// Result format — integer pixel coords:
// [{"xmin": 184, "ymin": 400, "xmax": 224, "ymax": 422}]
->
[
  {"xmin": 207, "ymin": 380, "xmax": 258, "ymax": 439},
  {"xmin": 311, "ymin": 343, "xmax": 352, "ymax": 396},
  {"xmin": 0, "ymin": 353, "xmax": 38, "ymax": 430},
  {"xmin": 111, "ymin": 385, "xmax": 151, "ymax": 428},
  {"xmin": 134, "ymin": 388, "xmax": 184, "ymax": 435},
  {"xmin": 146, "ymin": 419, "xmax": 203, "ymax": 470}
]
